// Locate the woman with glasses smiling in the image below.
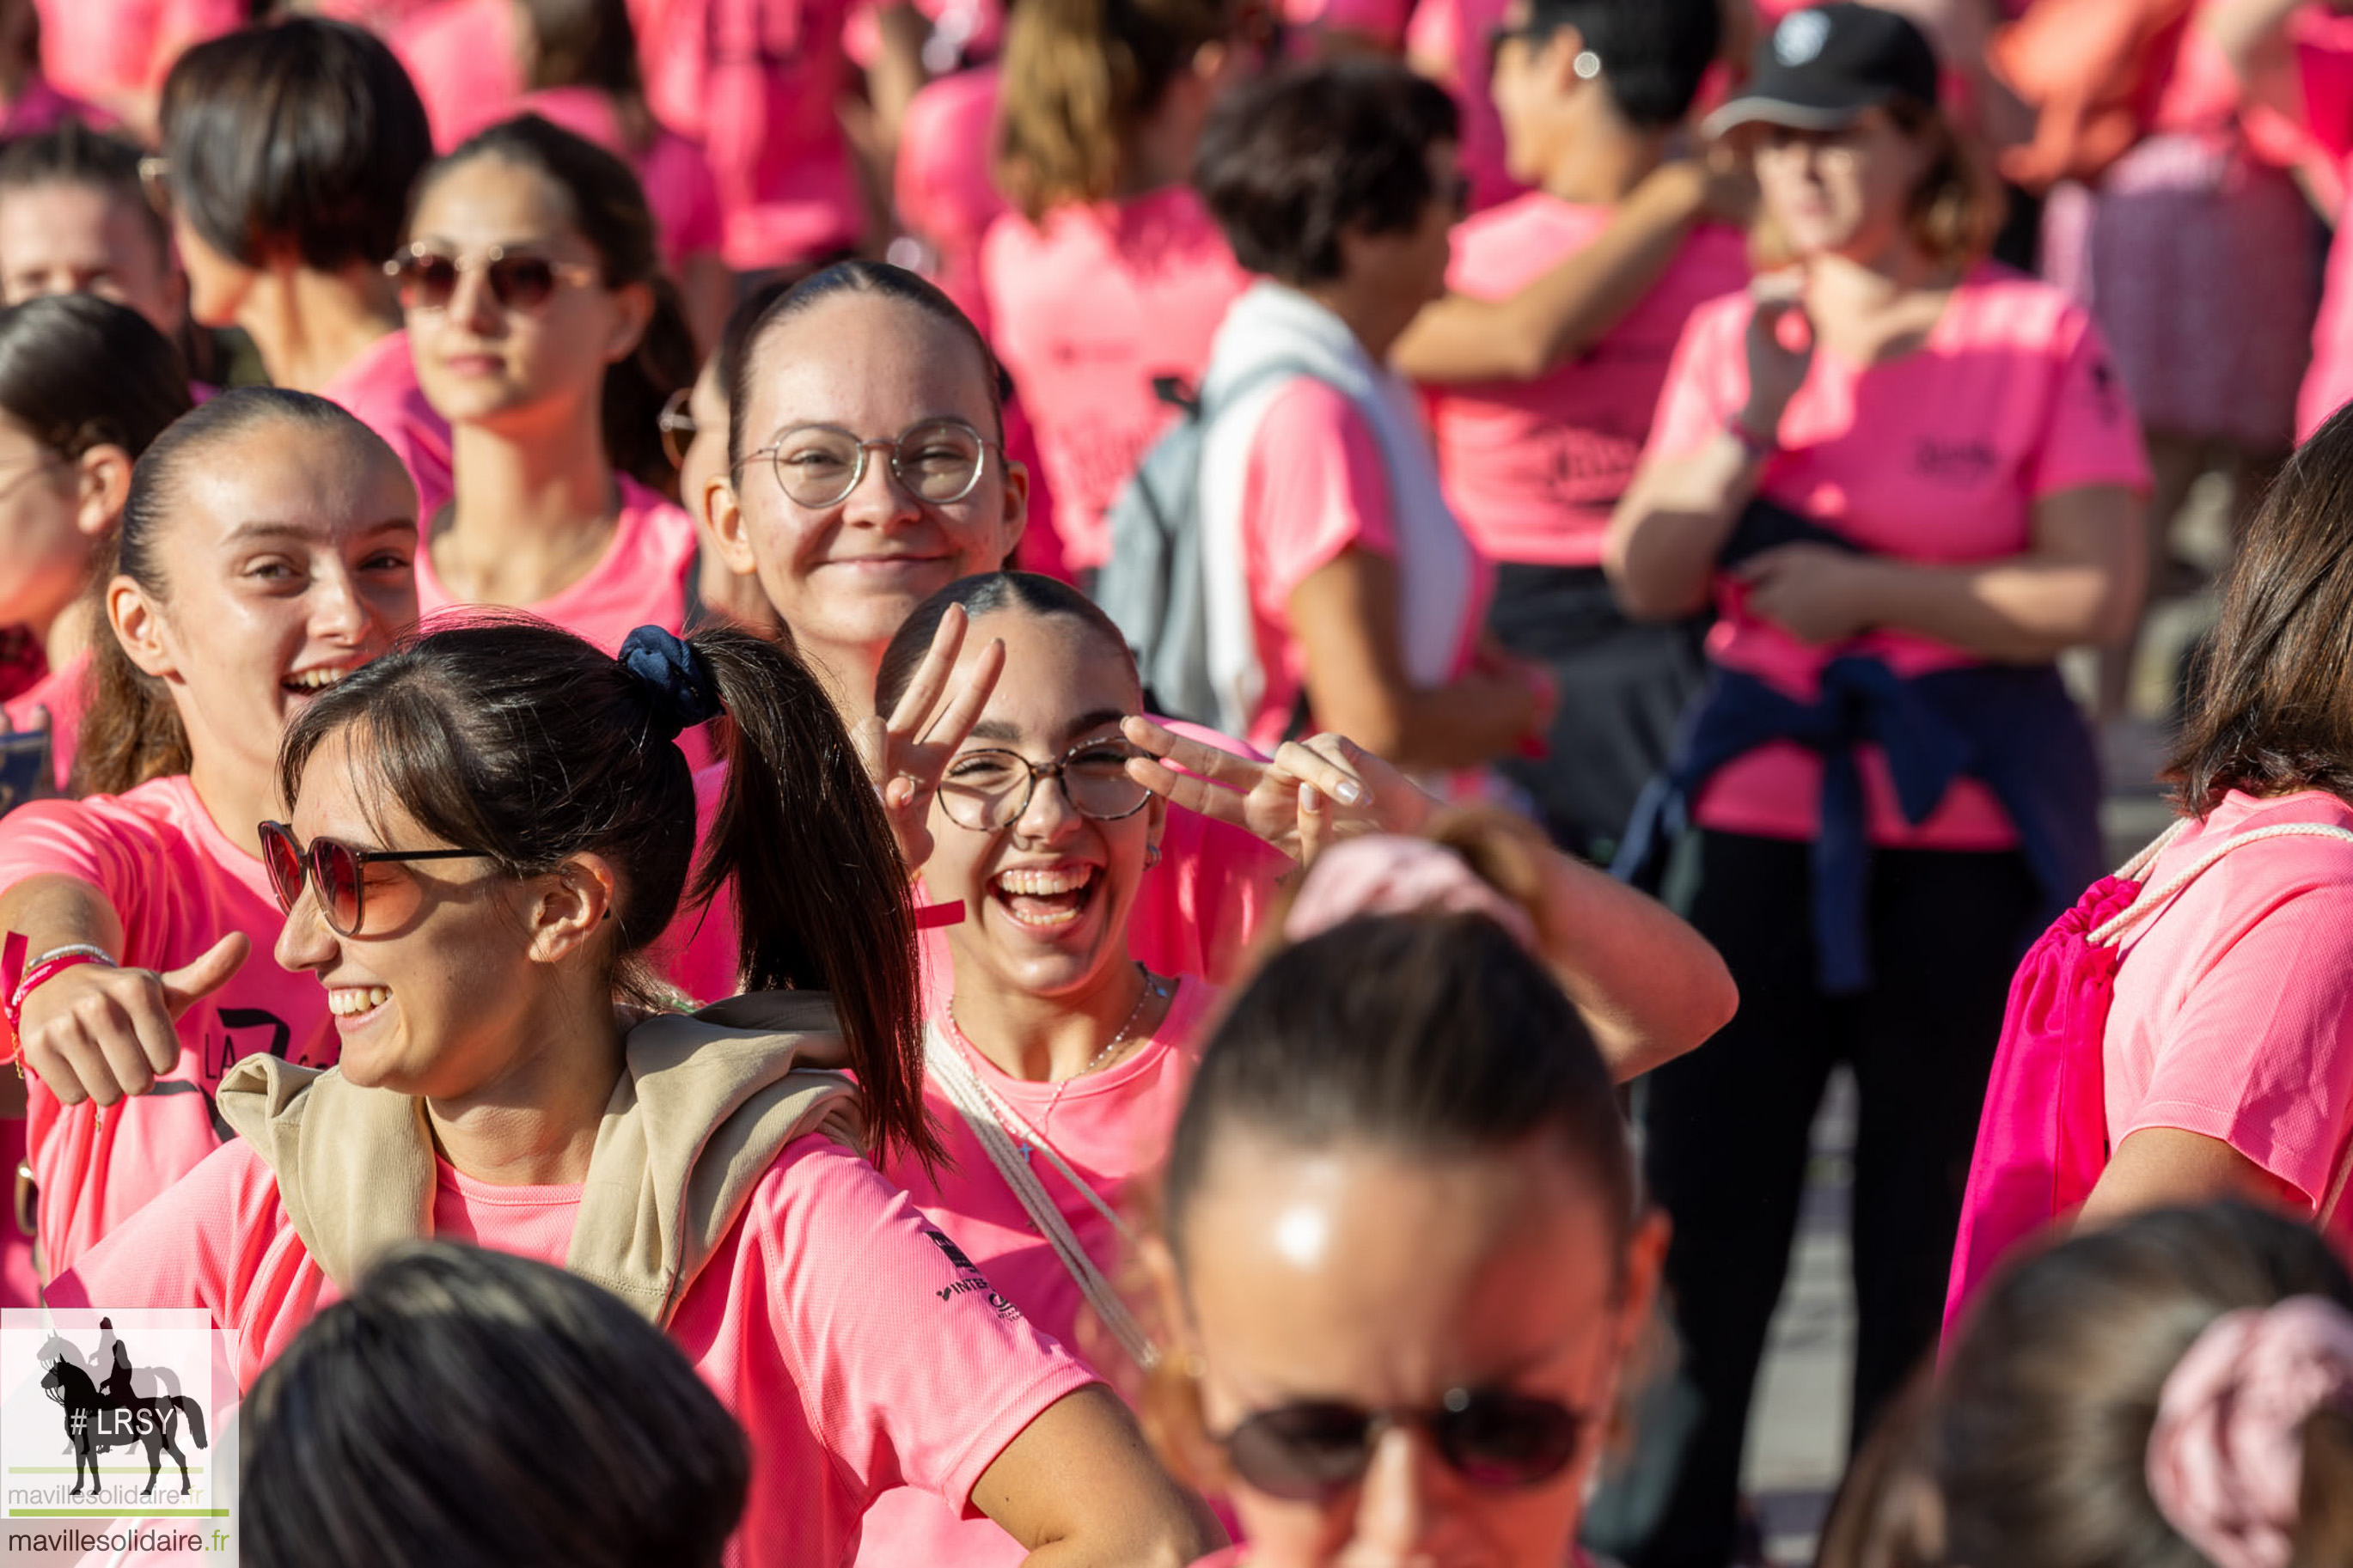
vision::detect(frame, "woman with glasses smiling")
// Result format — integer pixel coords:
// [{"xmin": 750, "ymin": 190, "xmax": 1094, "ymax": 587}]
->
[{"xmin": 396, "ymin": 114, "xmax": 701, "ymax": 656}]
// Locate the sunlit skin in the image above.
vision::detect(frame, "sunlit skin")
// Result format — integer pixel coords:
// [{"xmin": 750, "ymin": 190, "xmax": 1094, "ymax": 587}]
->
[
  {"xmin": 402, "ymin": 155, "xmax": 651, "ymax": 442},
  {"xmin": 1160, "ymin": 1135, "xmax": 1665, "ymax": 1568},
  {"xmin": 0, "ymin": 412, "xmax": 113, "ymax": 663},
  {"xmin": 922, "ymin": 610, "xmax": 1169, "ymax": 1076},
  {"xmin": 706, "ymin": 291, "xmax": 1026, "ymax": 722},
  {"xmin": 1748, "ymin": 112, "xmax": 1928, "ymax": 267},
  {"xmin": 108, "ymin": 425, "xmax": 419, "ymax": 857},
  {"xmin": 0, "ymin": 182, "xmax": 186, "ymax": 336}
]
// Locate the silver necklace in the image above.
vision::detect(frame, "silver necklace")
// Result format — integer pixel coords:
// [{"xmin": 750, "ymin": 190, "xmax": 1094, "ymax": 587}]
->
[{"xmin": 946, "ymin": 963, "xmax": 1168, "ymax": 1162}]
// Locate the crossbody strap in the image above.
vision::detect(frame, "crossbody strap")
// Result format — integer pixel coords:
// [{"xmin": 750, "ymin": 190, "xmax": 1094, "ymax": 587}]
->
[
  {"xmin": 922, "ymin": 1024, "xmax": 1159, "ymax": 1373},
  {"xmin": 2089, "ymin": 821, "xmax": 2353, "ymax": 949}
]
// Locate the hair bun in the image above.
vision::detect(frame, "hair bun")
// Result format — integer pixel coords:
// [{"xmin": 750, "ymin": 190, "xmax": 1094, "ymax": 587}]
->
[{"xmin": 618, "ymin": 625, "xmax": 724, "ymax": 740}]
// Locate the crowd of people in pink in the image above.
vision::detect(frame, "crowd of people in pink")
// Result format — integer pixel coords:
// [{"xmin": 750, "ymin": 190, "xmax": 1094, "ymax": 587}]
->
[{"xmin": 0, "ymin": 0, "xmax": 2351, "ymax": 1562}]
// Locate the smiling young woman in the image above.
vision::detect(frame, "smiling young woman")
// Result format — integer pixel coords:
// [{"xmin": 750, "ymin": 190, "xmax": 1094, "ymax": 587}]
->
[{"xmin": 0, "ymin": 387, "xmax": 419, "ymax": 1275}]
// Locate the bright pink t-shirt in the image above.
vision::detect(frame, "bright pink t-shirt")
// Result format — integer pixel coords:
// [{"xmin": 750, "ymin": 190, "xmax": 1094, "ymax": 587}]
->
[
  {"xmin": 0, "ymin": 775, "xmax": 336, "ymax": 1274},
  {"xmin": 1403, "ymin": 0, "xmax": 1522, "ymax": 214},
  {"xmin": 2303, "ymin": 177, "xmax": 2353, "ymax": 438},
  {"xmin": 318, "ymin": 328, "xmax": 455, "ymax": 522},
  {"xmin": 393, "ymin": 0, "xmax": 520, "ymax": 151},
  {"xmin": 54, "ymin": 1132, "xmax": 1099, "ymax": 1568},
  {"xmin": 523, "ymin": 88, "xmax": 728, "ymax": 268},
  {"xmin": 1428, "ymin": 197, "xmax": 1751, "ymax": 566},
  {"xmin": 1643, "ymin": 264, "xmax": 2151, "ymax": 847},
  {"xmin": 33, "ymin": 0, "xmax": 237, "ymax": 117},
  {"xmin": 895, "ymin": 65, "xmax": 1007, "ymax": 334},
  {"xmin": 5, "ymin": 648, "xmax": 90, "ymax": 792},
  {"xmin": 414, "ymin": 476, "xmax": 700, "ymax": 656},
  {"xmin": 980, "ymin": 188, "xmax": 1250, "ymax": 571},
  {"xmin": 633, "ymin": 0, "xmax": 866, "ymax": 271},
  {"xmin": 2107, "ymin": 790, "xmax": 2353, "ymax": 1235},
  {"xmin": 860, "ymin": 977, "xmax": 1221, "ymax": 1567},
  {"xmin": 1239, "ymin": 379, "xmax": 1489, "ymax": 758}
]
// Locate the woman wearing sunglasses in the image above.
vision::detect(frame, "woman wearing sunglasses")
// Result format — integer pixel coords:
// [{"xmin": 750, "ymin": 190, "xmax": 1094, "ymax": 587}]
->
[
  {"xmin": 397, "ymin": 114, "xmax": 700, "ymax": 656},
  {"xmin": 52, "ymin": 614, "xmax": 1218, "ymax": 1568},
  {"xmin": 158, "ymin": 21, "xmax": 450, "ymax": 517},
  {"xmin": 1142, "ymin": 906, "xmax": 1665, "ymax": 1568},
  {"xmin": 0, "ymin": 387, "xmax": 419, "ymax": 1274}
]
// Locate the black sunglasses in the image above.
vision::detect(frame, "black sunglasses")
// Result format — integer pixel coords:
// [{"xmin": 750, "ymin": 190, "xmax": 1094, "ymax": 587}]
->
[
  {"xmin": 1213, "ymin": 1388, "xmax": 1590, "ymax": 1502},
  {"xmin": 260, "ymin": 821, "xmax": 489, "ymax": 937}
]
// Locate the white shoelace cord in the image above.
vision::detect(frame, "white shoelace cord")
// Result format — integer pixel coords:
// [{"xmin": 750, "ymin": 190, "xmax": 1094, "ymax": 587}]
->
[{"xmin": 923, "ymin": 1023, "xmax": 1160, "ymax": 1372}]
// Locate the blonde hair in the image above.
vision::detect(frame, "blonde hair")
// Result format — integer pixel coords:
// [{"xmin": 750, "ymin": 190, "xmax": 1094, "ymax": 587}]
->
[
  {"xmin": 993, "ymin": 0, "xmax": 1231, "ymax": 222},
  {"xmin": 1746, "ymin": 98, "xmax": 2004, "ymax": 274}
]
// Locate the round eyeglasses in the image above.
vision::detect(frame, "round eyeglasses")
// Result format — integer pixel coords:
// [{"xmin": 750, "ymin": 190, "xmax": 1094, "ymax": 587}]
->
[
  {"xmin": 938, "ymin": 739, "xmax": 1153, "ymax": 833},
  {"xmin": 743, "ymin": 418, "xmax": 997, "ymax": 509}
]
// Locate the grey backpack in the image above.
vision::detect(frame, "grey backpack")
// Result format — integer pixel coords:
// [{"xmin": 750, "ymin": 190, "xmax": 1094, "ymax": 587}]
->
[{"xmin": 1093, "ymin": 361, "xmax": 1322, "ymax": 730}]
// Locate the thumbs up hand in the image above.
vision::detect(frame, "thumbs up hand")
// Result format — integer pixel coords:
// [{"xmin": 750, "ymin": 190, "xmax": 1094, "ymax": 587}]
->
[{"xmin": 18, "ymin": 933, "xmax": 249, "ymax": 1107}]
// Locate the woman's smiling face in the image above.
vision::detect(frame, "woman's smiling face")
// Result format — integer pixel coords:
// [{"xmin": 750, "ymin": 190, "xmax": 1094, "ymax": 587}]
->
[{"xmin": 925, "ymin": 607, "xmax": 1160, "ymax": 1005}]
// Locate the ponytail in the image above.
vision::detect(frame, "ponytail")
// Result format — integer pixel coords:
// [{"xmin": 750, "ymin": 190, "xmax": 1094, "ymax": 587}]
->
[
  {"xmin": 994, "ymin": 0, "xmax": 1232, "ymax": 221},
  {"xmin": 277, "ymin": 617, "xmax": 938, "ymax": 1169}
]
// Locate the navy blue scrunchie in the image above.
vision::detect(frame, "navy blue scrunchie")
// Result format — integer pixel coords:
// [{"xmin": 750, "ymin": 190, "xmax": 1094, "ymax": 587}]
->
[{"xmin": 618, "ymin": 625, "xmax": 725, "ymax": 740}]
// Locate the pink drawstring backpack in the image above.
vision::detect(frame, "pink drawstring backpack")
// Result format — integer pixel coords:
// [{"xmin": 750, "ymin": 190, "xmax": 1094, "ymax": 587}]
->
[{"xmin": 1944, "ymin": 820, "xmax": 2353, "ymax": 1339}]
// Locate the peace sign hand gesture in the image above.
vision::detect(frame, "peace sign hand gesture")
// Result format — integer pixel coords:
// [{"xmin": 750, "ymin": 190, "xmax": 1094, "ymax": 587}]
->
[
  {"xmin": 852, "ymin": 603, "xmax": 1005, "ymax": 876},
  {"xmin": 1121, "ymin": 717, "xmax": 1439, "ymax": 865}
]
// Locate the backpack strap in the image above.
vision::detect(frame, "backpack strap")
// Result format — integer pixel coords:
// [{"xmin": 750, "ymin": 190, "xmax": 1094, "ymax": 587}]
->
[{"xmin": 2089, "ymin": 821, "xmax": 2353, "ymax": 949}]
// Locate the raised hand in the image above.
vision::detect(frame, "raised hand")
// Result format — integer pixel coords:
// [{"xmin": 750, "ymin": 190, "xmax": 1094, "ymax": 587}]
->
[
  {"xmin": 18, "ymin": 931, "xmax": 249, "ymax": 1107},
  {"xmin": 1742, "ymin": 275, "xmax": 1814, "ymax": 442},
  {"xmin": 1121, "ymin": 717, "xmax": 1439, "ymax": 863},
  {"xmin": 850, "ymin": 603, "xmax": 1005, "ymax": 875}
]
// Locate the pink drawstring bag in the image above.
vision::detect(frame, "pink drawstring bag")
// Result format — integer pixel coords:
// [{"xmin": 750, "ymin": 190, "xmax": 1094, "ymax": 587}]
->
[{"xmin": 1944, "ymin": 821, "xmax": 2353, "ymax": 1339}]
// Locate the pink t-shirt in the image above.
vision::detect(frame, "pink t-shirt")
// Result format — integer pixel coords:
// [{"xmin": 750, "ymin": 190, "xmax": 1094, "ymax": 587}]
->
[
  {"xmin": 0, "ymin": 775, "xmax": 336, "ymax": 1273},
  {"xmin": 4, "ymin": 648, "xmax": 91, "ymax": 792},
  {"xmin": 633, "ymin": 0, "xmax": 866, "ymax": 271},
  {"xmin": 415, "ymin": 476, "xmax": 700, "ymax": 656},
  {"xmin": 1643, "ymin": 263, "xmax": 2151, "ymax": 847},
  {"xmin": 1428, "ymin": 198, "xmax": 1751, "ymax": 567},
  {"xmin": 0, "ymin": 74, "xmax": 100, "ymax": 138},
  {"xmin": 1239, "ymin": 379, "xmax": 1490, "ymax": 758},
  {"xmin": 318, "ymin": 328, "xmax": 455, "ymax": 522},
  {"xmin": 393, "ymin": 0, "xmax": 520, "ymax": 151},
  {"xmin": 522, "ymin": 88, "xmax": 727, "ymax": 268},
  {"xmin": 1403, "ymin": 0, "xmax": 1523, "ymax": 214},
  {"xmin": 895, "ymin": 65, "xmax": 1007, "ymax": 334},
  {"xmin": 54, "ymin": 1132, "xmax": 1099, "ymax": 1568},
  {"xmin": 33, "ymin": 0, "xmax": 238, "ymax": 116},
  {"xmin": 2302, "ymin": 174, "xmax": 2353, "ymax": 438},
  {"xmin": 859, "ymin": 977, "xmax": 1221, "ymax": 1567},
  {"xmin": 980, "ymin": 188, "xmax": 1250, "ymax": 571},
  {"xmin": 2107, "ymin": 789, "xmax": 2353, "ymax": 1235}
]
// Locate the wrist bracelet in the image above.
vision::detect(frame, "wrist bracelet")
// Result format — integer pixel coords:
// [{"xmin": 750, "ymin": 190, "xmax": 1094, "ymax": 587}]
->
[
  {"xmin": 1726, "ymin": 412, "xmax": 1779, "ymax": 462},
  {"xmin": 1, "ymin": 933, "xmax": 117, "ymax": 1056}
]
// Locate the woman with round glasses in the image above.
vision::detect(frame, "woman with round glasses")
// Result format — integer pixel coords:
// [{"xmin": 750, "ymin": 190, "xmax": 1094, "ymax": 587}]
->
[
  {"xmin": 52, "ymin": 613, "xmax": 1218, "ymax": 1568},
  {"xmin": 157, "ymin": 21, "xmax": 450, "ymax": 516},
  {"xmin": 0, "ymin": 387, "xmax": 419, "ymax": 1274},
  {"xmin": 396, "ymin": 114, "xmax": 700, "ymax": 656},
  {"xmin": 1142, "ymin": 908, "xmax": 1665, "ymax": 1568}
]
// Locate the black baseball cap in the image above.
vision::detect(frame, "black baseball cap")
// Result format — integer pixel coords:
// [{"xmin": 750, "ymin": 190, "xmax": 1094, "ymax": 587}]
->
[{"xmin": 1702, "ymin": 3, "xmax": 1940, "ymax": 138}]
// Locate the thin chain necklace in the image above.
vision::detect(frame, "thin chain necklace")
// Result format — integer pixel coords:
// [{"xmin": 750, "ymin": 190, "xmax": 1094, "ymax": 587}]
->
[{"xmin": 945, "ymin": 962, "xmax": 1169, "ymax": 1162}]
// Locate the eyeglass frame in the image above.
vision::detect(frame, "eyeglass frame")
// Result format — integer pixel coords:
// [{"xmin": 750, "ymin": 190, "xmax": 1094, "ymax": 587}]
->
[
  {"xmin": 1204, "ymin": 1385, "xmax": 1596, "ymax": 1503},
  {"xmin": 260, "ymin": 820, "xmax": 492, "ymax": 937},
  {"xmin": 936, "ymin": 737, "xmax": 1154, "ymax": 833},
  {"xmin": 382, "ymin": 242, "xmax": 602, "ymax": 314},
  {"xmin": 658, "ymin": 386, "xmax": 699, "ymax": 471},
  {"xmin": 736, "ymin": 417, "xmax": 1002, "ymax": 510}
]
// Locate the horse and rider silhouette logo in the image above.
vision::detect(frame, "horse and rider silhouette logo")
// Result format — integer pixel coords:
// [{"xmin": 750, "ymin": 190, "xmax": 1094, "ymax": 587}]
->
[{"xmin": 35, "ymin": 1318, "xmax": 208, "ymax": 1497}]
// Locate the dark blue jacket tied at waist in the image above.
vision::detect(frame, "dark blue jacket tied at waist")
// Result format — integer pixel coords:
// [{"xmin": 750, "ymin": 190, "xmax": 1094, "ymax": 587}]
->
[{"xmin": 1610, "ymin": 495, "xmax": 2105, "ymax": 998}]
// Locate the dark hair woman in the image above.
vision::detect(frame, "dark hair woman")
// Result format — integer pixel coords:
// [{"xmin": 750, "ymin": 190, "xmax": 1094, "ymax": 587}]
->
[
  {"xmin": 1603, "ymin": 9, "xmax": 2149, "ymax": 1557},
  {"xmin": 1942, "ymin": 1203, "xmax": 2353, "ymax": 1568},
  {"xmin": 1143, "ymin": 912, "xmax": 1668, "ymax": 1567},
  {"xmin": 157, "ymin": 20, "xmax": 449, "ymax": 515},
  {"xmin": 50, "ymin": 614, "xmax": 1217, "ymax": 1568},
  {"xmin": 397, "ymin": 114, "xmax": 701, "ymax": 656},
  {"xmin": 0, "ymin": 295, "xmax": 193, "ymax": 791},
  {"xmin": 244, "ymin": 1241, "xmax": 749, "ymax": 1568},
  {"xmin": 0, "ymin": 388, "xmax": 419, "ymax": 1277},
  {"xmin": 1185, "ymin": 61, "xmax": 1552, "ymax": 773},
  {"xmin": 0, "ymin": 124, "xmax": 187, "ymax": 345}
]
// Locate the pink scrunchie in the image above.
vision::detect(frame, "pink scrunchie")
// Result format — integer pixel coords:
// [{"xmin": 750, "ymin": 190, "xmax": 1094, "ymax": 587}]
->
[
  {"xmin": 2147, "ymin": 1295, "xmax": 2353, "ymax": 1568},
  {"xmin": 1281, "ymin": 834, "xmax": 1539, "ymax": 952}
]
